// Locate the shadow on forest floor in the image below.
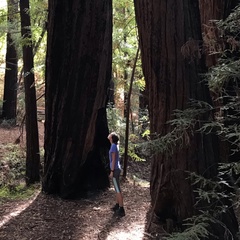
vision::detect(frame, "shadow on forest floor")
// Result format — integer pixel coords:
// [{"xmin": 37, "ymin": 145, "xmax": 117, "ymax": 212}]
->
[
  {"xmin": 0, "ymin": 176, "xmax": 151, "ymax": 240},
  {"xmin": 0, "ymin": 123, "xmax": 152, "ymax": 239}
]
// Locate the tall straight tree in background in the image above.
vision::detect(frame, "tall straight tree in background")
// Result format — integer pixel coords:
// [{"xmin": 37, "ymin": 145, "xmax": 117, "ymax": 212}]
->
[
  {"xmin": 43, "ymin": 0, "xmax": 112, "ymax": 198},
  {"xmin": 2, "ymin": 0, "xmax": 18, "ymax": 121},
  {"xmin": 134, "ymin": 0, "xmax": 238, "ymax": 237},
  {"xmin": 20, "ymin": 0, "xmax": 40, "ymax": 184}
]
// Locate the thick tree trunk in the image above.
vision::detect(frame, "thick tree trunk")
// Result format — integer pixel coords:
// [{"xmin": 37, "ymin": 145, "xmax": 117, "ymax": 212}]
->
[
  {"xmin": 2, "ymin": 0, "xmax": 18, "ymax": 121},
  {"xmin": 20, "ymin": 0, "xmax": 40, "ymax": 184},
  {"xmin": 199, "ymin": 0, "xmax": 239, "ymax": 67},
  {"xmin": 43, "ymin": 0, "xmax": 112, "ymax": 198},
  {"xmin": 199, "ymin": 1, "xmax": 240, "ymax": 167},
  {"xmin": 223, "ymin": 0, "xmax": 240, "ymax": 19},
  {"xmin": 134, "ymin": 0, "xmax": 238, "ymax": 237},
  {"xmin": 221, "ymin": 4, "xmax": 240, "ymax": 184},
  {"xmin": 199, "ymin": 0, "xmax": 239, "ymax": 25}
]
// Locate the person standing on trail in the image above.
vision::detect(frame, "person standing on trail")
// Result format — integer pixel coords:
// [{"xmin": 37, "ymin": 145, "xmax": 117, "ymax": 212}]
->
[{"xmin": 108, "ymin": 132, "xmax": 125, "ymax": 217}]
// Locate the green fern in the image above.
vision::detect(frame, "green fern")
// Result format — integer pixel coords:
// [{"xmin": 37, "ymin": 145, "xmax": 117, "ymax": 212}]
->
[{"xmin": 164, "ymin": 213, "xmax": 215, "ymax": 240}]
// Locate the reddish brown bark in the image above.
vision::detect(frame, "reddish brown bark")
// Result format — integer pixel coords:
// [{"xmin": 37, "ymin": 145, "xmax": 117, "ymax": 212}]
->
[
  {"xmin": 199, "ymin": 0, "xmax": 240, "ymax": 165},
  {"xmin": 199, "ymin": 0, "xmax": 239, "ymax": 67},
  {"xmin": 134, "ymin": 0, "xmax": 238, "ymax": 237},
  {"xmin": 43, "ymin": 0, "xmax": 112, "ymax": 198}
]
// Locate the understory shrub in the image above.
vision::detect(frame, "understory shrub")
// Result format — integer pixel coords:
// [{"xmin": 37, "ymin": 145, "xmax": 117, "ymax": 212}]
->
[{"xmin": 0, "ymin": 143, "xmax": 26, "ymax": 191}]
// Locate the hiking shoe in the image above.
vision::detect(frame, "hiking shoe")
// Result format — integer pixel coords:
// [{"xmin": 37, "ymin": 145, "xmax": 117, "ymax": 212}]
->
[
  {"xmin": 111, "ymin": 203, "xmax": 119, "ymax": 212},
  {"xmin": 116, "ymin": 207, "xmax": 125, "ymax": 217}
]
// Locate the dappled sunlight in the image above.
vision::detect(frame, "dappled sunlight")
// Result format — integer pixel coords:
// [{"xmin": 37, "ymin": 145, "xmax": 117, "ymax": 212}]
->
[
  {"xmin": 0, "ymin": 191, "xmax": 40, "ymax": 228},
  {"xmin": 106, "ymin": 222, "xmax": 145, "ymax": 240},
  {"xmin": 0, "ymin": 180, "xmax": 150, "ymax": 239}
]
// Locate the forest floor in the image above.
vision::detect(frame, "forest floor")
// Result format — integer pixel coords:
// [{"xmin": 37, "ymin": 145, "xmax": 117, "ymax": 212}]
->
[{"xmin": 0, "ymin": 123, "xmax": 162, "ymax": 240}]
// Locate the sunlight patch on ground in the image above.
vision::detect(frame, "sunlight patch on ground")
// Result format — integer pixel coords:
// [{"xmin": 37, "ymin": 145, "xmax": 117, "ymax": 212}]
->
[
  {"xmin": 126, "ymin": 175, "xmax": 150, "ymax": 188},
  {"xmin": 106, "ymin": 222, "xmax": 145, "ymax": 240},
  {"xmin": 0, "ymin": 192, "xmax": 40, "ymax": 228}
]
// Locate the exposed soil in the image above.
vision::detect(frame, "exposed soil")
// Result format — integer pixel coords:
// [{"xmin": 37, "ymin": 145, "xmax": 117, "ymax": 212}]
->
[{"xmin": 0, "ymin": 123, "xmax": 156, "ymax": 240}]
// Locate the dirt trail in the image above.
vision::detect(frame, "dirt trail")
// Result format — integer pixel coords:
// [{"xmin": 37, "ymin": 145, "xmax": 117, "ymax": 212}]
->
[
  {"xmin": 0, "ymin": 181, "xmax": 151, "ymax": 240},
  {"xmin": 0, "ymin": 123, "xmax": 153, "ymax": 240}
]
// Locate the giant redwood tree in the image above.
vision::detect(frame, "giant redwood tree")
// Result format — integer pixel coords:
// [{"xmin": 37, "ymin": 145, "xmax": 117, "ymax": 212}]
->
[
  {"xmin": 199, "ymin": 0, "xmax": 239, "ymax": 67},
  {"xmin": 199, "ymin": 1, "xmax": 240, "ymax": 165},
  {"xmin": 134, "ymin": 0, "xmax": 238, "ymax": 237},
  {"xmin": 43, "ymin": 0, "xmax": 112, "ymax": 198}
]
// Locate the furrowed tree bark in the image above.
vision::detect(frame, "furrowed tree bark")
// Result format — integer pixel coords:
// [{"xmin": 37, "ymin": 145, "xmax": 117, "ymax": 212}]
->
[
  {"xmin": 134, "ymin": 0, "xmax": 238, "ymax": 238},
  {"xmin": 2, "ymin": 0, "xmax": 18, "ymax": 122},
  {"xmin": 199, "ymin": 0, "xmax": 239, "ymax": 67},
  {"xmin": 199, "ymin": 0, "xmax": 239, "ymax": 27},
  {"xmin": 199, "ymin": 0, "xmax": 240, "ymax": 165},
  {"xmin": 20, "ymin": 0, "xmax": 40, "ymax": 184},
  {"xmin": 43, "ymin": 0, "xmax": 112, "ymax": 198}
]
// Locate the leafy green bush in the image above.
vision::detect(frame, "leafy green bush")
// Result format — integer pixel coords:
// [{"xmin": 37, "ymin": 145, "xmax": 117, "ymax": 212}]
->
[
  {"xmin": 0, "ymin": 143, "xmax": 26, "ymax": 191},
  {"xmin": 0, "ymin": 183, "xmax": 39, "ymax": 202},
  {"xmin": 107, "ymin": 103, "xmax": 125, "ymax": 137}
]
